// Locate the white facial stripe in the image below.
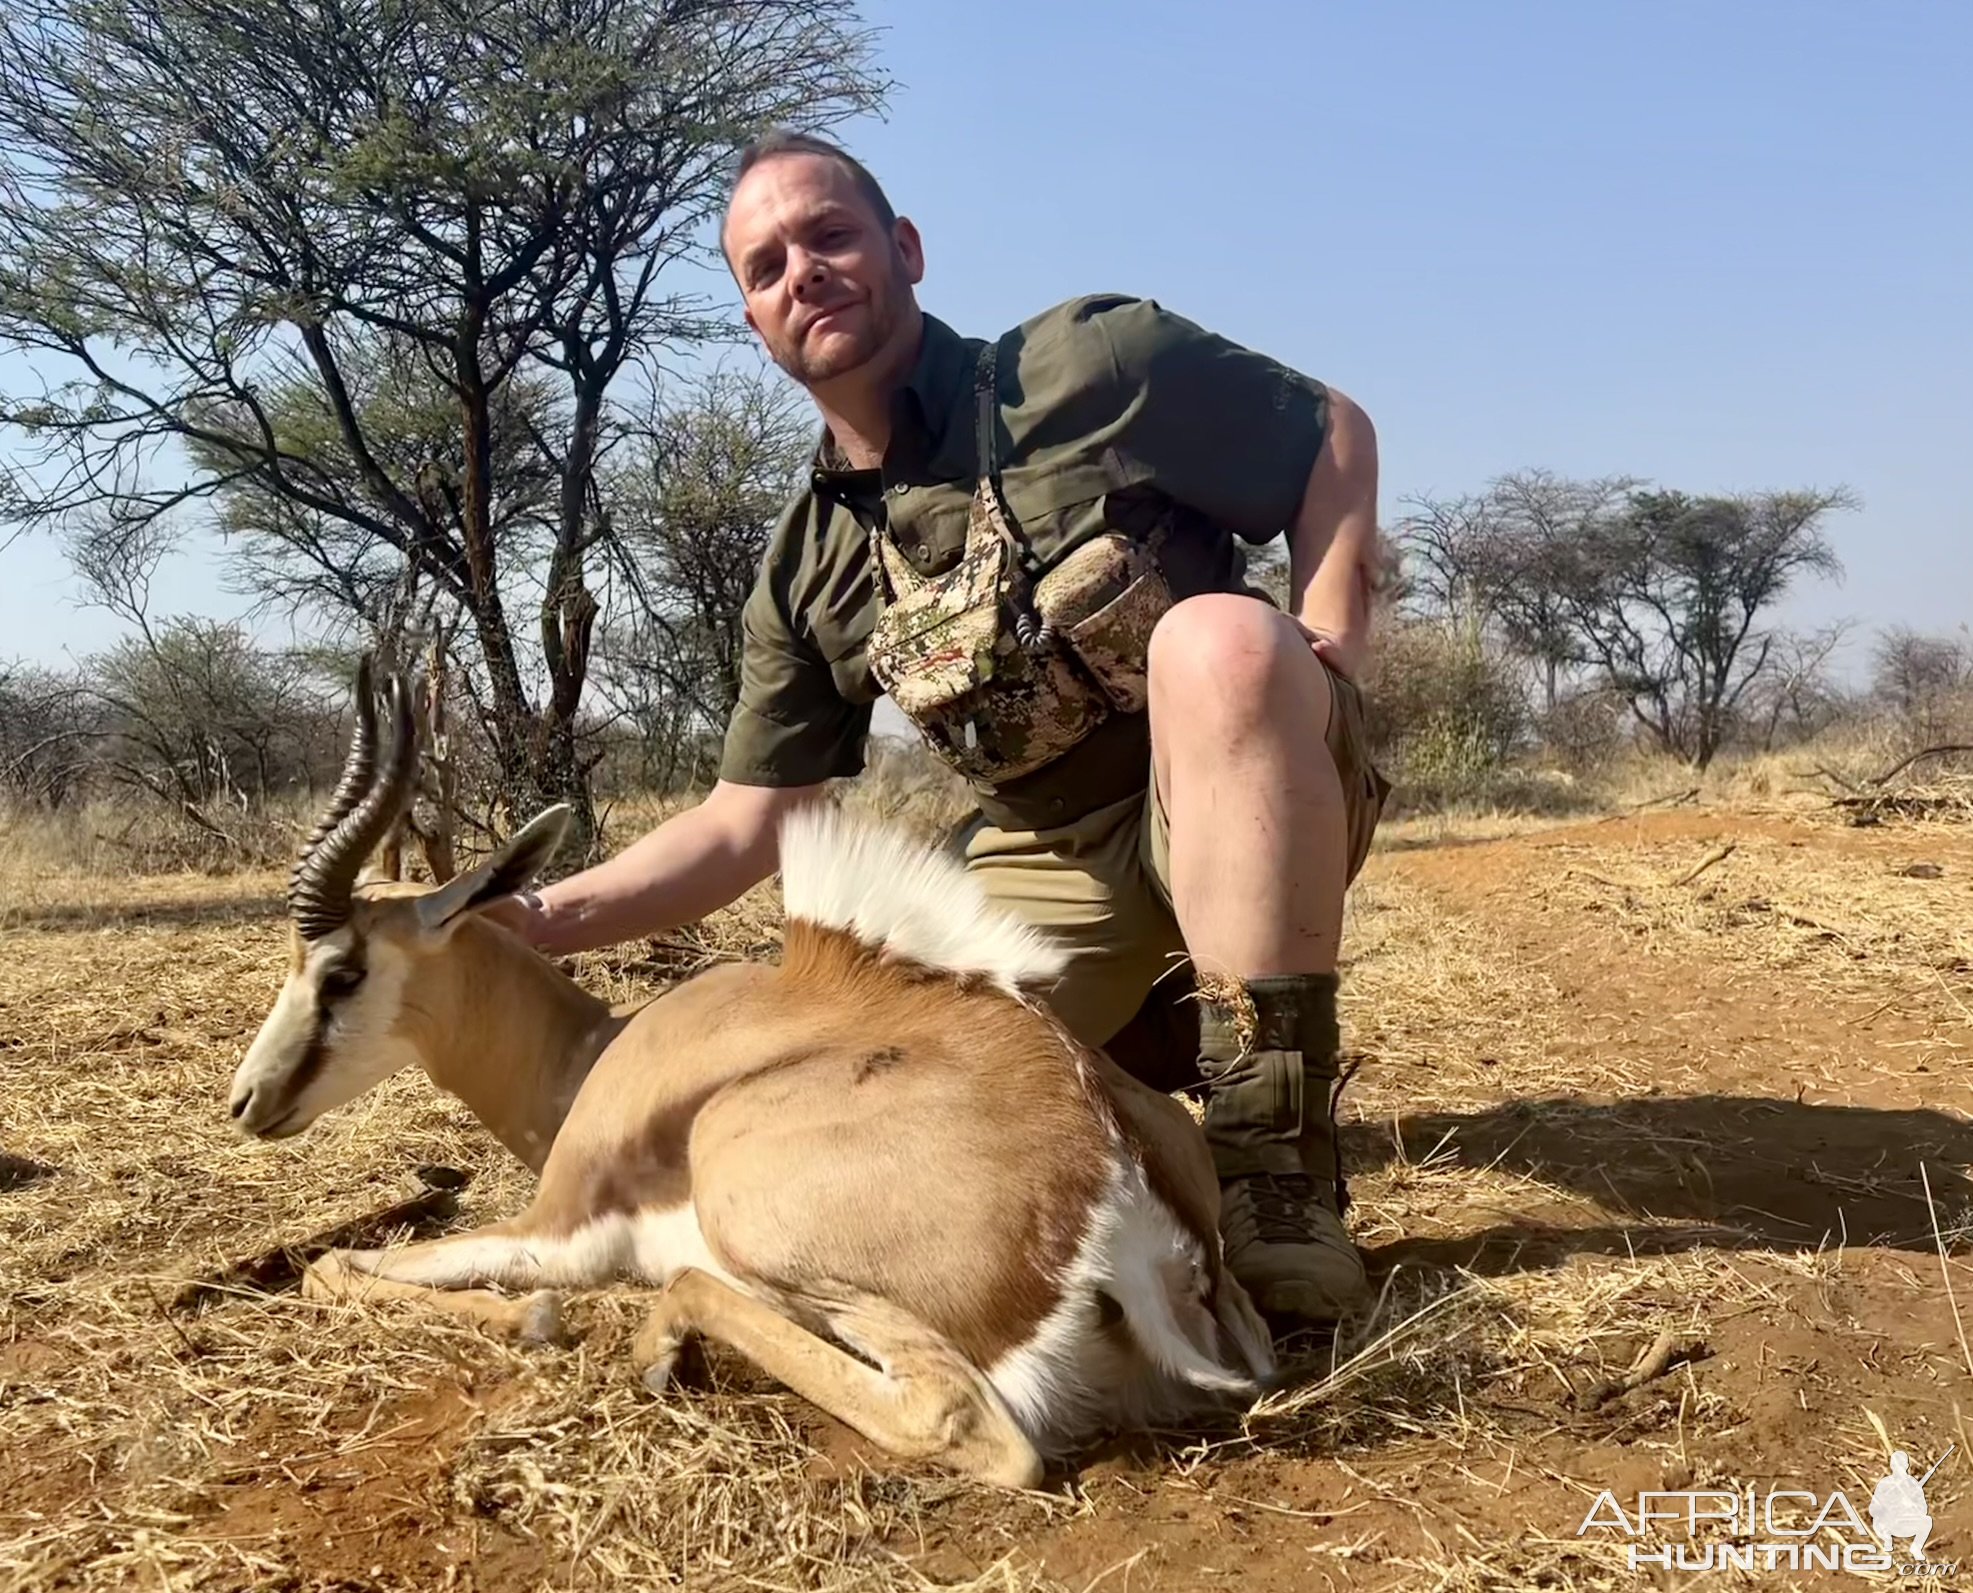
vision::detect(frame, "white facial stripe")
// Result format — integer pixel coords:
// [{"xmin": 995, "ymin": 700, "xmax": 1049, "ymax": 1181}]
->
[{"xmin": 229, "ymin": 937, "xmax": 419, "ymax": 1135}]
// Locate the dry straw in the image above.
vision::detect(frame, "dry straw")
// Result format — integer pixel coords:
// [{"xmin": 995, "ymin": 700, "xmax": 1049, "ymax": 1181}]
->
[{"xmin": 4, "ymin": 765, "xmax": 1969, "ymax": 1589}]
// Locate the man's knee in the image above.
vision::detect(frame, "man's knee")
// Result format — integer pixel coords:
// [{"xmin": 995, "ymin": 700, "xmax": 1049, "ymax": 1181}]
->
[{"xmin": 1147, "ymin": 594, "xmax": 1333, "ymax": 742}]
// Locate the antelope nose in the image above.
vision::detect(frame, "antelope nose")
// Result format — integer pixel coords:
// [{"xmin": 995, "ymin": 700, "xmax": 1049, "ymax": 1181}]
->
[{"xmin": 230, "ymin": 1085, "xmax": 255, "ymax": 1121}]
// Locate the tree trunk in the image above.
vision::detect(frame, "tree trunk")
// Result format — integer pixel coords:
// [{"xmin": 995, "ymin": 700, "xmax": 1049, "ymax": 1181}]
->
[
  {"xmin": 528, "ymin": 372, "xmax": 609, "ymax": 866},
  {"xmin": 417, "ymin": 642, "xmax": 459, "ymax": 884},
  {"xmin": 534, "ymin": 538, "xmax": 601, "ymax": 866},
  {"xmin": 452, "ymin": 317, "xmax": 554, "ymax": 838}
]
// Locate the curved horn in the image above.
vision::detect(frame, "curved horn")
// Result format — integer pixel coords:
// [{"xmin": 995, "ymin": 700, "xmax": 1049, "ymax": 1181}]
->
[
  {"xmin": 288, "ymin": 653, "xmax": 380, "ymax": 903},
  {"xmin": 289, "ymin": 667, "xmax": 420, "ymax": 941}
]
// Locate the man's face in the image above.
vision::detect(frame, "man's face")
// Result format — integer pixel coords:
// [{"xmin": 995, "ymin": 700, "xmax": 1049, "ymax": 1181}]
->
[{"xmin": 724, "ymin": 153, "xmax": 923, "ymax": 388}]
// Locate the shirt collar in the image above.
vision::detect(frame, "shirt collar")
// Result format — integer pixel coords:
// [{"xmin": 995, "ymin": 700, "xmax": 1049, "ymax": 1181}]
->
[
  {"xmin": 810, "ymin": 312, "xmax": 978, "ymax": 490},
  {"xmin": 899, "ymin": 311, "xmax": 975, "ymax": 441}
]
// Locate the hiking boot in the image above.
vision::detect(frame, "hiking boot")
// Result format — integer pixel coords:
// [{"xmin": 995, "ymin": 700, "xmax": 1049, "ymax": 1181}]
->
[
  {"xmin": 1219, "ymin": 1169, "xmax": 1368, "ymax": 1322},
  {"xmin": 1195, "ymin": 972, "xmax": 1368, "ymax": 1326}
]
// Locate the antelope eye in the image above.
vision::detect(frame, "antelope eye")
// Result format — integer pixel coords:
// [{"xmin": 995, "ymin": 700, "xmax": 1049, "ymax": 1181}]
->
[{"xmin": 321, "ymin": 965, "xmax": 367, "ymax": 1001}]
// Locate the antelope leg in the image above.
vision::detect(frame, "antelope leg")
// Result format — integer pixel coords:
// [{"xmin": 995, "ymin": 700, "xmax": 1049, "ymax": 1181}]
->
[{"xmin": 632, "ymin": 1268, "xmax": 1043, "ymax": 1489}]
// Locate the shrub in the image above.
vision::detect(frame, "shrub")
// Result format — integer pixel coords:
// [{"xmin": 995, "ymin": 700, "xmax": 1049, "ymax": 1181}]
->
[{"xmin": 1361, "ymin": 618, "xmax": 1529, "ymax": 809}]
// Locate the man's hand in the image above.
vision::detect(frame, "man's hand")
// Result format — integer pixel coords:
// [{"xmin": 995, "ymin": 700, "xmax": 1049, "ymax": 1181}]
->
[
  {"xmin": 1291, "ymin": 617, "xmax": 1357, "ymax": 680},
  {"xmin": 1287, "ymin": 387, "xmax": 1380, "ymax": 686},
  {"xmin": 462, "ymin": 780, "xmax": 827, "ymax": 961},
  {"xmin": 478, "ymin": 889, "xmax": 549, "ymax": 949}
]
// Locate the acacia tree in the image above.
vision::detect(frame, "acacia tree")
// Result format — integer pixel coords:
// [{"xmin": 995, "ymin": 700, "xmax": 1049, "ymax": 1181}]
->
[
  {"xmin": 593, "ymin": 362, "xmax": 813, "ymax": 785},
  {"xmin": 1872, "ymin": 625, "xmax": 1972, "ymax": 744},
  {"xmin": 0, "ymin": 662, "xmax": 99, "ymax": 808},
  {"xmin": 1744, "ymin": 622, "xmax": 1853, "ymax": 752},
  {"xmin": 1558, "ymin": 487, "xmax": 1852, "ymax": 769},
  {"xmin": 204, "ymin": 339, "xmax": 560, "ymax": 654},
  {"xmin": 1389, "ymin": 489, "xmax": 1493, "ymax": 623},
  {"xmin": 66, "ymin": 517, "xmax": 331, "ymax": 837},
  {"xmin": 1394, "ymin": 474, "xmax": 1852, "ymax": 769},
  {"xmin": 202, "ymin": 338, "xmax": 550, "ymax": 870},
  {"xmin": 0, "ymin": 0, "xmax": 887, "ymax": 854},
  {"xmin": 1476, "ymin": 470, "xmax": 1639, "ymax": 715},
  {"xmin": 1394, "ymin": 470, "xmax": 1637, "ymax": 713}
]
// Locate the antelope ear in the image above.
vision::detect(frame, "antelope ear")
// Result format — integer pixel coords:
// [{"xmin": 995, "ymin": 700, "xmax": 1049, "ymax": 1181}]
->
[{"xmin": 414, "ymin": 806, "xmax": 573, "ymax": 936}]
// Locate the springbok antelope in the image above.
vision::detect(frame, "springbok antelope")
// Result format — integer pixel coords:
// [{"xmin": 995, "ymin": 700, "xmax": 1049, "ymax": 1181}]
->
[{"xmin": 227, "ymin": 660, "xmax": 1275, "ymax": 1487}]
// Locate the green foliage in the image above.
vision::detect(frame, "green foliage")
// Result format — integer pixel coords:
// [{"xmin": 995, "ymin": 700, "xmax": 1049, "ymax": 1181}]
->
[
  {"xmin": 593, "ymin": 363, "xmax": 815, "ymax": 788},
  {"xmin": 186, "ymin": 335, "xmax": 561, "ymax": 627},
  {"xmin": 1363, "ymin": 616, "xmax": 1529, "ymax": 807},
  {"xmin": 0, "ymin": 0, "xmax": 890, "ymax": 843},
  {"xmin": 1393, "ymin": 472, "xmax": 1854, "ymax": 771}
]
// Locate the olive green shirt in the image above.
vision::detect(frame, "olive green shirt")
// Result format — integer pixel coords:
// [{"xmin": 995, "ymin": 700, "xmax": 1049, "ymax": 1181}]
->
[{"xmin": 718, "ymin": 293, "xmax": 1331, "ymax": 824}]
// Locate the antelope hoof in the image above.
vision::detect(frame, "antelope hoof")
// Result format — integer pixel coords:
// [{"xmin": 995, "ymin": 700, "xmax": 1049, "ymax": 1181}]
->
[
  {"xmin": 632, "ymin": 1319, "xmax": 686, "ymax": 1394},
  {"xmin": 519, "ymin": 1290, "xmax": 564, "ymax": 1346},
  {"xmin": 301, "ymin": 1251, "xmax": 358, "ymax": 1303}
]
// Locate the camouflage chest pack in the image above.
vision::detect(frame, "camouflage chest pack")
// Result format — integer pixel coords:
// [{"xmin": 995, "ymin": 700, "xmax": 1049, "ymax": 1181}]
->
[{"xmin": 864, "ymin": 339, "xmax": 1176, "ymax": 788}]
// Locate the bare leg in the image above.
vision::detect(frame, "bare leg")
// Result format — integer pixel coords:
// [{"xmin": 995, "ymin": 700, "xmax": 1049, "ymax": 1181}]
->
[
  {"xmin": 1149, "ymin": 593, "xmax": 1347, "ymax": 978},
  {"xmin": 303, "ymin": 1223, "xmax": 568, "ymax": 1342},
  {"xmin": 1148, "ymin": 378, "xmax": 1378, "ymax": 978},
  {"xmin": 1145, "ymin": 592, "xmax": 1372, "ymax": 1321},
  {"xmin": 632, "ymin": 1269, "xmax": 1044, "ymax": 1489}
]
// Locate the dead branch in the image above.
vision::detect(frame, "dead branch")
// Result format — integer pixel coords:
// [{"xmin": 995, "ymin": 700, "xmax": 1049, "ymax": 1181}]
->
[
  {"xmin": 171, "ymin": 1173, "xmax": 469, "ymax": 1314},
  {"xmin": 1870, "ymin": 744, "xmax": 1973, "ymax": 788},
  {"xmin": 1564, "ymin": 867, "xmax": 1632, "ymax": 894},
  {"xmin": 1671, "ymin": 843, "xmax": 1736, "ymax": 887},
  {"xmin": 177, "ymin": 800, "xmax": 241, "ymax": 848},
  {"xmin": 1833, "ymin": 791, "xmax": 1973, "ymax": 824},
  {"xmin": 1574, "ymin": 1329, "xmax": 1713, "ymax": 1408},
  {"xmin": 1629, "ymin": 786, "xmax": 1700, "ymax": 812}
]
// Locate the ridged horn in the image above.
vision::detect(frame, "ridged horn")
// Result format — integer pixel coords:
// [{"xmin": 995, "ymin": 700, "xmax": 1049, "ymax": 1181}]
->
[
  {"xmin": 289, "ymin": 653, "xmax": 379, "ymax": 901},
  {"xmin": 289, "ymin": 663, "xmax": 419, "ymax": 941}
]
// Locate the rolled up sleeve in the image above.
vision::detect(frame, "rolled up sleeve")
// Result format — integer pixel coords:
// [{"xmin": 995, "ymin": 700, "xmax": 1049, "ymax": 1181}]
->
[
  {"xmin": 1094, "ymin": 297, "xmax": 1331, "ymax": 544},
  {"xmin": 717, "ymin": 569, "xmax": 870, "ymax": 787}
]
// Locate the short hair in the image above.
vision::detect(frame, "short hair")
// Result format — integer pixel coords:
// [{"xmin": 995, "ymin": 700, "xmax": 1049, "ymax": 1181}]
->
[{"xmin": 729, "ymin": 128, "xmax": 897, "ymax": 232}]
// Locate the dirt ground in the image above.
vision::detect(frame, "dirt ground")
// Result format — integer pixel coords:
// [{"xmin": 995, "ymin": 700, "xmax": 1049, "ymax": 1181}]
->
[{"xmin": 3, "ymin": 793, "xmax": 1970, "ymax": 1591}]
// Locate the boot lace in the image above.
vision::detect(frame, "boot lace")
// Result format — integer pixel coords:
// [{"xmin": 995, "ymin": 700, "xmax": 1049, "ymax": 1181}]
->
[{"xmin": 1247, "ymin": 1171, "xmax": 1321, "ymax": 1243}]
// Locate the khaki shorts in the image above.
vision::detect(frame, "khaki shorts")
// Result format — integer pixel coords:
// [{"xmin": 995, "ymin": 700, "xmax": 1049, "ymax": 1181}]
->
[{"xmin": 955, "ymin": 663, "xmax": 1388, "ymax": 1050}]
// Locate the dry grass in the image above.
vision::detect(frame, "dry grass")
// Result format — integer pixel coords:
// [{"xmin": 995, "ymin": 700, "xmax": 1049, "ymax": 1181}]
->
[
  {"xmin": 4, "ymin": 764, "xmax": 1971, "ymax": 1590},
  {"xmin": 1539, "ymin": 818, "xmax": 1973, "ymax": 1036},
  {"xmin": 0, "ymin": 796, "xmax": 322, "ymax": 884}
]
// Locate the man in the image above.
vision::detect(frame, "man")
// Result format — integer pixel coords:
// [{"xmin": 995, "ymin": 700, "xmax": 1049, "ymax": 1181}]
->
[
  {"xmin": 493, "ymin": 130, "xmax": 1389, "ymax": 1327},
  {"xmin": 1870, "ymin": 1451, "xmax": 1933, "ymax": 1558}
]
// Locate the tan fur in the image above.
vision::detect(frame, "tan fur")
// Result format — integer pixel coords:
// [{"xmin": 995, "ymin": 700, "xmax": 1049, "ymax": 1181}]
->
[
  {"xmin": 377, "ymin": 904, "xmax": 625, "ymax": 1173},
  {"xmin": 633, "ymin": 1270, "xmax": 1044, "ymax": 1489},
  {"xmin": 234, "ymin": 844, "xmax": 1264, "ymax": 1487},
  {"xmin": 673, "ymin": 923, "xmax": 1114, "ymax": 1369},
  {"xmin": 302, "ymin": 1251, "xmax": 564, "ymax": 1343}
]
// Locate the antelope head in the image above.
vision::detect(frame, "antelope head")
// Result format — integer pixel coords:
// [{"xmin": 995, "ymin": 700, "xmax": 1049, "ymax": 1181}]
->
[{"xmin": 229, "ymin": 656, "xmax": 571, "ymax": 1139}]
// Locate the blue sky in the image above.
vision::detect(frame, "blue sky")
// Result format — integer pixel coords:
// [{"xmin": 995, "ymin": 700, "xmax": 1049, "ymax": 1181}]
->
[{"xmin": 2, "ymin": 0, "xmax": 1967, "ymax": 679}]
